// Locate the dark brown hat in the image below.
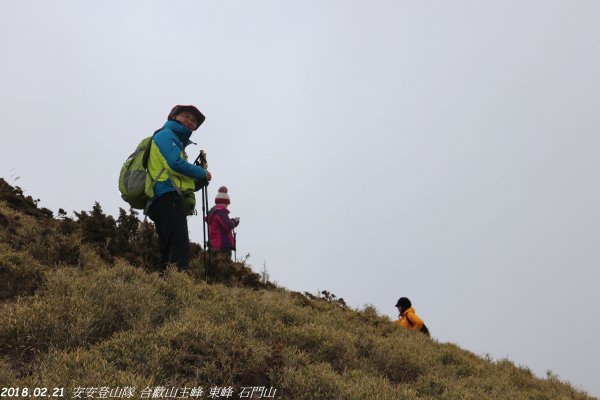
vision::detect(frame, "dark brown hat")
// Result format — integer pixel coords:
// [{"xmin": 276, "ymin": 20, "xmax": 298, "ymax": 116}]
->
[{"xmin": 168, "ymin": 105, "xmax": 206, "ymax": 130}]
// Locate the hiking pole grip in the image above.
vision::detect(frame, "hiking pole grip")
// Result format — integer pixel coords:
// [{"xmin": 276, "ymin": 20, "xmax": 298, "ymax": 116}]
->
[
  {"xmin": 194, "ymin": 150, "xmax": 208, "ymax": 168},
  {"xmin": 194, "ymin": 150, "xmax": 209, "ymax": 188}
]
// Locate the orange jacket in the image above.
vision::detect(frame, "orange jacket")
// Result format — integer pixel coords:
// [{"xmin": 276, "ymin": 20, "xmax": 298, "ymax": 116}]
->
[{"xmin": 393, "ymin": 307, "xmax": 424, "ymax": 331}]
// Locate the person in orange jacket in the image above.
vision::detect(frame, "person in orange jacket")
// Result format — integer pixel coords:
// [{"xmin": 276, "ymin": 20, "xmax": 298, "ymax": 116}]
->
[{"xmin": 393, "ymin": 297, "xmax": 430, "ymax": 336}]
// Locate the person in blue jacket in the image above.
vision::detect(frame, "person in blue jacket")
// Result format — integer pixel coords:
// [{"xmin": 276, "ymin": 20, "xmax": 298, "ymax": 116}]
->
[{"xmin": 146, "ymin": 104, "xmax": 211, "ymax": 272}]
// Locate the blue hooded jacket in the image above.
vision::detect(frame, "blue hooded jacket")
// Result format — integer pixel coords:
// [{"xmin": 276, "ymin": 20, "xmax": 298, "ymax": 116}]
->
[{"xmin": 151, "ymin": 120, "xmax": 207, "ymax": 200}]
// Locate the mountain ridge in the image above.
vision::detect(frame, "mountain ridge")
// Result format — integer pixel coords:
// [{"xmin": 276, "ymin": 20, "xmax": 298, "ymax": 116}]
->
[{"xmin": 0, "ymin": 178, "xmax": 594, "ymax": 399}]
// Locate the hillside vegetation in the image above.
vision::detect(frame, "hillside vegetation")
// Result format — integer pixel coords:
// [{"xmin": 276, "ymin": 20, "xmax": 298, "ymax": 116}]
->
[{"xmin": 0, "ymin": 179, "xmax": 594, "ymax": 400}]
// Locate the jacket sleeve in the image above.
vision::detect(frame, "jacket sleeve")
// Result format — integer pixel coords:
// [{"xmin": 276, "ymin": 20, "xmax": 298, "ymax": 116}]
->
[
  {"xmin": 405, "ymin": 312, "xmax": 424, "ymax": 331},
  {"xmin": 214, "ymin": 209, "xmax": 237, "ymax": 230},
  {"xmin": 153, "ymin": 131, "xmax": 207, "ymax": 180}
]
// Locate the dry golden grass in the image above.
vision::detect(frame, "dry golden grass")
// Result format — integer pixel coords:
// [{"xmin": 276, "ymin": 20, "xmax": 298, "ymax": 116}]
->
[{"xmin": 0, "ymin": 182, "xmax": 596, "ymax": 399}]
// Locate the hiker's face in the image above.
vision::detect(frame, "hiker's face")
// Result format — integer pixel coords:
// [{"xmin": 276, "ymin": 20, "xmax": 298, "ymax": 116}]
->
[{"xmin": 175, "ymin": 111, "xmax": 198, "ymax": 131}]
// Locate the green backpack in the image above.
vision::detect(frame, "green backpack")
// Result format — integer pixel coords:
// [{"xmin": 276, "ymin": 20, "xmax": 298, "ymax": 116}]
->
[{"xmin": 118, "ymin": 137, "xmax": 158, "ymax": 210}]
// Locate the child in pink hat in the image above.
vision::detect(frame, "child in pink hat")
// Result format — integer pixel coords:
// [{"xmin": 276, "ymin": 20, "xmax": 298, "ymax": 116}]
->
[{"xmin": 206, "ymin": 186, "xmax": 240, "ymax": 257}]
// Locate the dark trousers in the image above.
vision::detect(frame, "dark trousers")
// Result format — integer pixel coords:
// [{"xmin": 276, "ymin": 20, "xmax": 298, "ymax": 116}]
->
[{"xmin": 147, "ymin": 191, "xmax": 190, "ymax": 271}]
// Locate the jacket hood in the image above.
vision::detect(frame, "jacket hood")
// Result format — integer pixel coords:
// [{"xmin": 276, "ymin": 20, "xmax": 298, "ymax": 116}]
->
[
  {"xmin": 208, "ymin": 204, "xmax": 230, "ymax": 214},
  {"xmin": 206, "ymin": 204, "xmax": 230, "ymax": 223},
  {"xmin": 401, "ymin": 307, "xmax": 416, "ymax": 317},
  {"xmin": 162, "ymin": 120, "xmax": 193, "ymax": 145}
]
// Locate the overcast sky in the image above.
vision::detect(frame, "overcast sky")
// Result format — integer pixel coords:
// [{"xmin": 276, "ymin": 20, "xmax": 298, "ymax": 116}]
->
[{"xmin": 1, "ymin": 0, "xmax": 599, "ymax": 396}]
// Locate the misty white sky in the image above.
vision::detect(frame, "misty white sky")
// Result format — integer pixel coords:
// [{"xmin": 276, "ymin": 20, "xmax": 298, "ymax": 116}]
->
[{"xmin": 1, "ymin": 1, "xmax": 599, "ymax": 396}]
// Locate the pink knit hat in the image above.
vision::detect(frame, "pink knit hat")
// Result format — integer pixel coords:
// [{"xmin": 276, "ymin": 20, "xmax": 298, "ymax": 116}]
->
[{"xmin": 215, "ymin": 186, "xmax": 231, "ymax": 205}]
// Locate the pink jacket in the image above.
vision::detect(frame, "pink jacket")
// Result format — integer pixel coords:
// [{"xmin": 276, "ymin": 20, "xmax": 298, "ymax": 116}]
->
[{"xmin": 206, "ymin": 205, "xmax": 239, "ymax": 249}]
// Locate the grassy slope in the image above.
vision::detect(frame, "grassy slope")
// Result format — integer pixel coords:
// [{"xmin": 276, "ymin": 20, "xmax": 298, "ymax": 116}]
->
[{"xmin": 0, "ymin": 181, "xmax": 595, "ymax": 400}]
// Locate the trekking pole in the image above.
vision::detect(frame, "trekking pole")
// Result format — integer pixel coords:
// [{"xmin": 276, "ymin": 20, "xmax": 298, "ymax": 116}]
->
[
  {"xmin": 233, "ymin": 229, "xmax": 237, "ymax": 262},
  {"xmin": 194, "ymin": 150, "xmax": 209, "ymax": 249},
  {"xmin": 204, "ymin": 186, "xmax": 213, "ymax": 280},
  {"xmin": 194, "ymin": 150, "xmax": 212, "ymax": 280},
  {"xmin": 201, "ymin": 186, "xmax": 207, "ymax": 249}
]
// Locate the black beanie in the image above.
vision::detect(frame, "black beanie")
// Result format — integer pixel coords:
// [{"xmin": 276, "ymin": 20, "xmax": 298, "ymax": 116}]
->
[{"xmin": 395, "ymin": 297, "xmax": 411, "ymax": 309}]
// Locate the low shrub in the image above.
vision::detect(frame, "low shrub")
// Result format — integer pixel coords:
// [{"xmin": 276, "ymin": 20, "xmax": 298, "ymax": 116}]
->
[
  {"xmin": 0, "ymin": 262, "xmax": 168, "ymax": 367},
  {"xmin": 0, "ymin": 244, "xmax": 46, "ymax": 300},
  {"xmin": 282, "ymin": 363, "xmax": 343, "ymax": 400}
]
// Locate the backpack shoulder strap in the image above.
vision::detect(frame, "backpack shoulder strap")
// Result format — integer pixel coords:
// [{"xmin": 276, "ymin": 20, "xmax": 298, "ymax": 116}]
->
[
  {"xmin": 142, "ymin": 139, "xmax": 152, "ymax": 170},
  {"xmin": 404, "ymin": 312, "xmax": 414, "ymax": 326},
  {"xmin": 142, "ymin": 130, "xmax": 162, "ymax": 170}
]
